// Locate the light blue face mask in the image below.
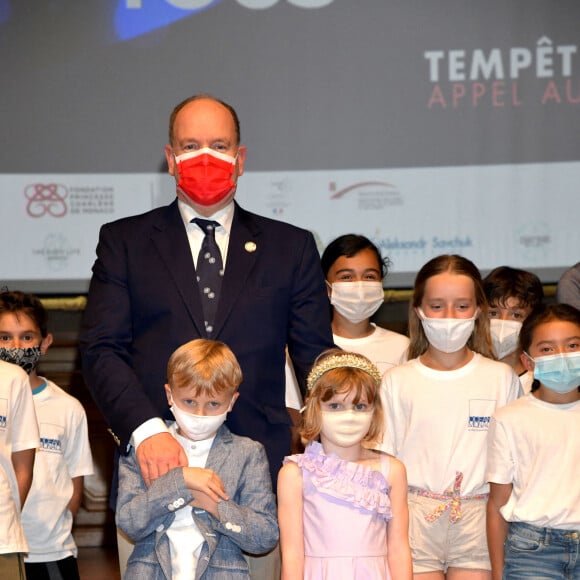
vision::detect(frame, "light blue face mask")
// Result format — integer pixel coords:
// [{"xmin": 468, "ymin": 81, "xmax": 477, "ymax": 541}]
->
[{"xmin": 527, "ymin": 351, "xmax": 580, "ymax": 394}]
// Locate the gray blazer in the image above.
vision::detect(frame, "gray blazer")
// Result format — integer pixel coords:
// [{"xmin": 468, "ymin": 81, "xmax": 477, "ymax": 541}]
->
[{"xmin": 116, "ymin": 425, "xmax": 279, "ymax": 579}]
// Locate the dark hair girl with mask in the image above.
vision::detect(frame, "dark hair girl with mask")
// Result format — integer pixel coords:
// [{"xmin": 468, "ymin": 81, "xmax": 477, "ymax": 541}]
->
[
  {"xmin": 283, "ymin": 234, "xmax": 407, "ymax": 451},
  {"xmin": 321, "ymin": 234, "xmax": 409, "ymax": 375},
  {"xmin": 487, "ymin": 302, "xmax": 580, "ymax": 580}
]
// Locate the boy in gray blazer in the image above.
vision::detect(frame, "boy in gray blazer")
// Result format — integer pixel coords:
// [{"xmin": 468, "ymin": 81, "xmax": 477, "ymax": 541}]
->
[{"xmin": 116, "ymin": 339, "xmax": 279, "ymax": 579}]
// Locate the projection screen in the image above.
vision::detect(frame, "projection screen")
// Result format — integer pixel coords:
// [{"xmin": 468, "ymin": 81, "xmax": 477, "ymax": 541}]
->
[{"xmin": 1, "ymin": 0, "xmax": 579, "ymax": 292}]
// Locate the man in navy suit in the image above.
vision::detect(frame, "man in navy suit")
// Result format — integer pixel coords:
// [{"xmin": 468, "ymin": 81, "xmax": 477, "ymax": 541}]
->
[{"xmin": 79, "ymin": 94, "xmax": 334, "ymax": 577}]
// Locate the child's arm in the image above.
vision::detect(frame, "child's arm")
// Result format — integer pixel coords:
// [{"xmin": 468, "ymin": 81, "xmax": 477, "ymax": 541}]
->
[
  {"xmin": 486, "ymin": 412, "xmax": 515, "ymax": 580},
  {"xmin": 487, "ymin": 482, "xmax": 512, "ymax": 580},
  {"xmin": 182, "ymin": 466, "xmax": 229, "ymax": 517},
  {"xmin": 116, "ymin": 448, "xmax": 194, "ymax": 542},
  {"xmin": 11, "ymin": 448, "xmax": 35, "ymax": 507},
  {"xmin": 277, "ymin": 462, "xmax": 304, "ymax": 580},
  {"xmin": 385, "ymin": 457, "xmax": 413, "ymax": 580},
  {"xmin": 63, "ymin": 400, "xmax": 94, "ymax": 519},
  {"xmin": 67, "ymin": 476, "xmax": 85, "ymax": 518},
  {"xmin": 208, "ymin": 442, "xmax": 279, "ymax": 555}
]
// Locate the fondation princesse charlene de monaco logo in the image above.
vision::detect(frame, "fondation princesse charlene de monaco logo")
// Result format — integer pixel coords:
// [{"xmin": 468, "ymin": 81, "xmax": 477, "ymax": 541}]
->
[{"xmin": 24, "ymin": 183, "xmax": 68, "ymax": 218}]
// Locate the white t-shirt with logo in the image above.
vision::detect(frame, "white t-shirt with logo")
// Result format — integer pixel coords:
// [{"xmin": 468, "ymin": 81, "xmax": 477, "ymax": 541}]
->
[
  {"xmin": 0, "ymin": 360, "xmax": 39, "ymax": 554},
  {"xmin": 380, "ymin": 353, "xmax": 521, "ymax": 496},
  {"xmin": 21, "ymin": 379, "xmax": 93, "ymax": 562},
  {"xmin": 487, "ymin": 393, "xmax": 580, "ymax": 529}
]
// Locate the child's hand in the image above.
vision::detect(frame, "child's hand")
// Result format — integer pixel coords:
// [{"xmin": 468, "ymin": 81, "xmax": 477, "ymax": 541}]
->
[
  {"xmin": 190, "ymin": 489, "xmax": 220, "ymax": 517},
  {"xmin": 183, "ymin": 467, "xmax": 229, "ymax": 503}
]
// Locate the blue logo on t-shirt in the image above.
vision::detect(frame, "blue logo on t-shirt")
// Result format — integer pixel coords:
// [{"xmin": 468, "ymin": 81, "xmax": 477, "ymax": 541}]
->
[
  {"xmin": 468, "ymin": 399, "xmax": 495, "ymax": 431},
  {"xmin": 468, "ymin": 415, "xmax": 491, "ymax": 429},
  {"xmin": 40, "ymin": 437, "xmax": 63, "ymax": 453}
]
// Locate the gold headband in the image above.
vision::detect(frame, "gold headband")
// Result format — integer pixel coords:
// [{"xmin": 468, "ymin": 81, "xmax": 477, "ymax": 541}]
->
[{"xmin": 306, "ymin": 352, "xmax": 382, "ymax": 392}]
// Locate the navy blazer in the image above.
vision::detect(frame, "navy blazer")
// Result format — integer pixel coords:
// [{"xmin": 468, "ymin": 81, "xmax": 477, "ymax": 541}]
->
[{"xmin": 79, "ymin": 199, "xmax": 334, "ymax": 484}]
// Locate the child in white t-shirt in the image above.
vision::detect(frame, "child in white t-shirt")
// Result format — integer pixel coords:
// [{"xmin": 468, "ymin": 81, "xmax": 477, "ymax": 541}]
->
[
  {"xmin": 0, "ymin": 291, "xmax": 93, "ymax": 580},
  {"xmin": 486, "ymin": 302, "xmax": 580, "ymax": 580},
  {"xmin": 0, "ymin": 360, "xmax": 38, "ymax": 579},
  {"xmin": 380, "ymin": 254, "xmax": 521, "ymax": 579}
]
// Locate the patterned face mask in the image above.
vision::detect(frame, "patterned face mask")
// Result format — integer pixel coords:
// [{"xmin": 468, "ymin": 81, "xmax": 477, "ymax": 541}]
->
[{"xmin": 0, "ymin": 346, "xmax": 42, "ymax": 374}]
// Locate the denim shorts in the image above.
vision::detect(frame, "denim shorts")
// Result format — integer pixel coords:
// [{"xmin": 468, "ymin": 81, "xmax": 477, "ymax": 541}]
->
[{"xmin": 504, "ymin": 521, "xmax": 580, "ymax": 580}]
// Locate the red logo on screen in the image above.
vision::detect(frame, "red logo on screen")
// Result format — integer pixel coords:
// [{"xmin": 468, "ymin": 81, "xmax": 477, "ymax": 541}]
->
[{"xmin": 24, "ymin": 184, "xmax": 68, "ymax": 218}]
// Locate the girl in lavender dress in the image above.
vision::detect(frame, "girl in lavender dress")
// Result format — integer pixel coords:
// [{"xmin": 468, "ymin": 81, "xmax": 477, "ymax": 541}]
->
[{"xmin": 278, "ymin": 350, "xmax": 412, "ymax": 580}]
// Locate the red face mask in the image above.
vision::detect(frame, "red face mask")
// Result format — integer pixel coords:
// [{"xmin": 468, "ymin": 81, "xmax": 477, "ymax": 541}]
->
[{"xmin": 175, "ymin": 148, "xmax": 237, "ymax": 207}]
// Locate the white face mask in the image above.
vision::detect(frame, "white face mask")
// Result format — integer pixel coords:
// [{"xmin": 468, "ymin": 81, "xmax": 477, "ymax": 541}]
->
[
  {"xmin": 170, "ymin": 403, "xmax": 230, "ymax": 441},
  {"xmin": 418, "ymin": 308, "xmax": 477, "ymax": 353},
  {"xmin": 320, "ymin": 409, "xmax": 373, "ymax": 448},
  {"xmin": 489, "ymin": 319, "xmax": 522, "ymax": 359},
  {"xmin": 329, "ymin": 281, "xmax": 384, "ymax": 324}
]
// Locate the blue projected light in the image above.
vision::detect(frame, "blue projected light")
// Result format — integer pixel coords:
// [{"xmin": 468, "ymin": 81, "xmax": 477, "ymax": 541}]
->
[
  {"xmin": 115, "ymin": 0, "xmax": 224, "ymax": 41},
  {"xmin": 0, "ymin": 0, "xmax": 11, "ymax": 25}
]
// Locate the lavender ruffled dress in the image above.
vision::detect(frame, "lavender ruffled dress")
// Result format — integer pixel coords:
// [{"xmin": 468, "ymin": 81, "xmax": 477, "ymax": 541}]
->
[{"xmin": 284, "ymin": 441, "xmax": 392, "ymax": 579}]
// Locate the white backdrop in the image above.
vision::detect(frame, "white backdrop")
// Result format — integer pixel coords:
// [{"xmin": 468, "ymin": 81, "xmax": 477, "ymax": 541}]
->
[{"xmin": 2, "ymin": 159, "xmax": 578, "ymax": 291}]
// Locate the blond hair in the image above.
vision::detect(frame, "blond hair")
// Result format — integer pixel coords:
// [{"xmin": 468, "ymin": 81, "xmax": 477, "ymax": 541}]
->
[
  {"xmin": 167, "ymin": 339, "xmax": 242, "ymax": 396},
  {"xmin": 301, "ymin": 349, "xmax": 384, "ymax": 445}
]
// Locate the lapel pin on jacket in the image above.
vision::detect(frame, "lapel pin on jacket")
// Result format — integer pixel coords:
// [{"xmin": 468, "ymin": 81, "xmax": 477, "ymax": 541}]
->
[{"xmin": 244, "ymin": 241, "xmax": 257, "ymax": 253}]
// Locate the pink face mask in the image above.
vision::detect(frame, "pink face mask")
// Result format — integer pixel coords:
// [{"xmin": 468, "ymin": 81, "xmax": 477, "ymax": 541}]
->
[{"xmin": 175, "ymin": 148, "xmax": 237, "ymax": 207}]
